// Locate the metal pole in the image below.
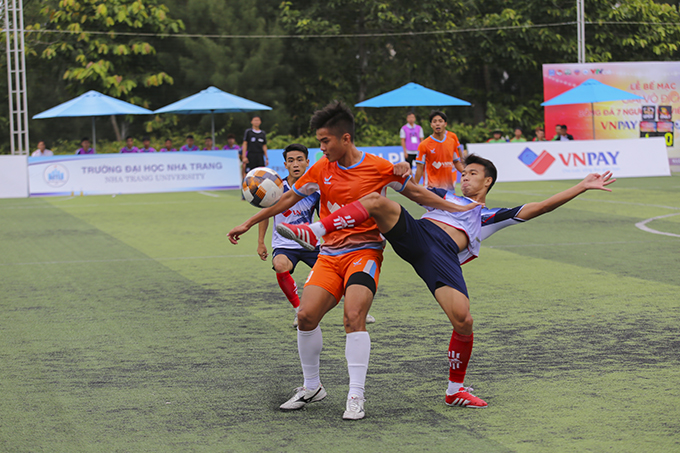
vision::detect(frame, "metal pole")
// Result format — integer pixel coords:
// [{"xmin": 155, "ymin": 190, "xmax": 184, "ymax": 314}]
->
[
  {"xmin": 92, "ymin": 117, "xmax": 96, "ymax": 153},
  {"xmin": 577, "ymin": 0, "xmax": 586, "ymax": 63},
  {"xmin": 5, "ymin": 2, "xmax": 16, "ymax": 155},
  {"xmin": 211, "ymin": 111, "xmax": 216, "ymax": 149},
  {"xmin": 18, "ymin": 0, "xmax": 29, "ymax": 152}
]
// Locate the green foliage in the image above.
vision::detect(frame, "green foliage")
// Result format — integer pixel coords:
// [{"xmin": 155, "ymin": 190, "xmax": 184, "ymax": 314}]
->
[{"xmin": 30, "ymin": 0, "xmax": 184, "ymax": 104}]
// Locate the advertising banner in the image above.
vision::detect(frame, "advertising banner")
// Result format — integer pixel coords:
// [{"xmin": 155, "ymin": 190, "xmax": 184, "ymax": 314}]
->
[
  {"xmin": 543, "ymin": 62, "xmax": 680, "ymax": 171},
  {"xmin": 467, "ymin": 137, "xmax": 670, "ymax": 183},
  {"xmin": 0, "ymin": 156, "xmax": 29, "ymax": 198},
  {"xmin": 28, "ymin": 151, "xmax": 241, "ymax": 197},
  {"xmin": 267, "ymin": 145, "xmax": 406, "ymax": 176}
]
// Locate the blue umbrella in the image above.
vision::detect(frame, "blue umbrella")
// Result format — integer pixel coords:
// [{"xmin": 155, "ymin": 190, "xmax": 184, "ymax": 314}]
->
[
  {"xmin": 541, "ymin": 78, "xmax": 644, "ymax": 139},
  {"xmin": 355, "ymin": 82, "xmax": 471, "ymax": 108},
  {"xmin": 33, "ymin": 90, "xmax": 153, "ymax": 152},
  {"xmin": 154, "ymin": 86, "xmax": 272, "ymax": 147}
]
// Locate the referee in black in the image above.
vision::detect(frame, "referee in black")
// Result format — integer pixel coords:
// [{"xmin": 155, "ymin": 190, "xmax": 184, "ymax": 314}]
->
[{"xmin": 242, "ymin": 115, "xmax": 268, "ymax": 171}]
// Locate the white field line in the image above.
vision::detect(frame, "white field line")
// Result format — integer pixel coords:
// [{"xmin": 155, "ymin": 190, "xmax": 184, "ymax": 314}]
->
[
  {"xmin": 634, "ymin": 213, "xmax": 680, "ymax": 238},
  {"xmin": 198, "ymin": 191, "xmax": 221, "ymax": 198}
]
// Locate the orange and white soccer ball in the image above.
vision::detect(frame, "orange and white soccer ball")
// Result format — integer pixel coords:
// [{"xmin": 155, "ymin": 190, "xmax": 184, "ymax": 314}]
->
[{"xmin": 242, "ymin": 167, "xmax": 284, "ymax": 208}]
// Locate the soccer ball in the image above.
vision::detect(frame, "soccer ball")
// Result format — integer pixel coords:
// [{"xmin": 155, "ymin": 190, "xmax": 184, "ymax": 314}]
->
[{"xmin": 242, "ymin": 167, "xmax": 284, "ymax": 208}]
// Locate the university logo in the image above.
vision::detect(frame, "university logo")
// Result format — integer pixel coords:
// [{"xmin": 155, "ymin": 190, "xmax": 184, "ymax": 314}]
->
[
  {"xmin": 44, "ymin": 164, "xmax": 69, "ymax": 187},
  {"xmin": 518, "ymin": 148, "xmax": 555, "ymax": 175}
]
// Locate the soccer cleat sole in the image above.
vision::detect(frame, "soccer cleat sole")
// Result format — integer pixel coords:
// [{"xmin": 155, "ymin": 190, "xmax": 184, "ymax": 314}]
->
[{"xmin": 276, "ymin": 224, "xmax": 317, "ymax": 251}]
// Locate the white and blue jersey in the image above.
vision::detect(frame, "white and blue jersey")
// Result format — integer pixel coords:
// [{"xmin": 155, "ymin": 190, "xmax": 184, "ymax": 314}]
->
[
  {"xmin": 272, "ymin": 179, "xmax": 320, "ymax": 250},
  {"xmin": 427, "ymin": 187, "xmax": 527, "ymax": 264},
  {"xmin": 423, "ymin": 188, "xmax": 483, "ymax": 264}
]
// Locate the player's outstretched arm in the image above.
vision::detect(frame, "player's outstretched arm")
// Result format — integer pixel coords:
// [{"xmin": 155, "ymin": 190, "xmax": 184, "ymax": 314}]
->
[
  {"xmin": 228, "ymin": 190, "xmax": 303, "ymax": 244},
  {"xmin": 400, "ymin": 180, "xmax": 482, "ymax": 212},
  {"xmin": 257, "ymin": 219, "xmax": 269, "ymax": 260},
  {"xmin": 517, "ymin": 171, "xmax": 616, "ymax": 221},
  {"xmin": 414, "ymin": 163, "xmax": 425, "ymax": 186}
]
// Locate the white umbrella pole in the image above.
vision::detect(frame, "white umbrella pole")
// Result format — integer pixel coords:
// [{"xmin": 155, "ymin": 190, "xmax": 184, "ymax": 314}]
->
[
  {"xmin": 591, "ymin": 102, "xmax": 595, "ymax": 140},
  {"xmin": 92, "ymin": 117, "xmax": 96, "ymax": 152},
  {"xmin": 211, "ymin": 111, "xmax": 216, "ymax": 149}
]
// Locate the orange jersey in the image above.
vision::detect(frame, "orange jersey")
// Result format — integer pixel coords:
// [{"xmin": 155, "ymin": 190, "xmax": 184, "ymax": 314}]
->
[
  {"xmin": 416, "ymin": 131, "xmax": 462, "ymax": 190},
  {"xmin": 293, "ymin": 152, "xmax": 410, "ymax": 255}
]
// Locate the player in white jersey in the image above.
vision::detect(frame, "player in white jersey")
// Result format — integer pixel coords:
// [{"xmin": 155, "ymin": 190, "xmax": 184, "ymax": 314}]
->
[
  {"xmin": 257, "ymin": 144, "xmax": 320, "ymax": 328},
  {"xmin": 277, "ymin": 154, "xmax": 615, "ymax": 409}
]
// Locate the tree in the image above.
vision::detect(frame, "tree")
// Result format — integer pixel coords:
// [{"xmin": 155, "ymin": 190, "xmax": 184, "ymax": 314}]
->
[{"xmin": 30, "ymin": 0, "xmax": 184, "ymax": 139}]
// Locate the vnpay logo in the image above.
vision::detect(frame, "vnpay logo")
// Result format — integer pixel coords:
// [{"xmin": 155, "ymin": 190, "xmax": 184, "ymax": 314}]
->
[
  {"xmin": 44, "ymin": 164, "xmax": 69, "ymax": 187},
  {"xmin": 518, "ymin": 148, "xmax": 555, "ymax": 175},
  {"xmin": 431, "ymin": 161, "xmax": 453, "ymax": 170}
]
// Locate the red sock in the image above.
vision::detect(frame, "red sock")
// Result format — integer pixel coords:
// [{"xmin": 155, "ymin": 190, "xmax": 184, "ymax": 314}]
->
[
  {"xmin": 448, "ymin": 331, "xmax": 473, "ymax": 384},
  {"xmin": 276, "ymin": 271, "xmax": 300, "ymax": 308},
  {"xmin": 320, "ymin": 200, "xmax": 370, "ymax": 232}
]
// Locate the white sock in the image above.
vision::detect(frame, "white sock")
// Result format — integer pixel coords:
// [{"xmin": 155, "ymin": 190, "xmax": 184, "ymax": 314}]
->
[
  {"xmin": 447, "ymin": 380, "xmax": 464, "ymax": 395},
  {"xmin": 298, "ymin": 326, "xmax": 323, "ymax": 390},
  {"xmin": 309, "ymin": 221, "xmax": 327, "ymax": 238},
  {"xmin": 345, "ymin": 331, "xmax": 371, "ymax": 399}
]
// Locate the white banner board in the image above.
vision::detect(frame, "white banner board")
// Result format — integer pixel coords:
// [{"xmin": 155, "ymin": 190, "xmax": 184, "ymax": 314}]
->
[
  {"xmin": 467, "ymin": 137, "xmax": 670, "ymax": 182},
  {"xmin": 27, "ymin": 151, "xmax": 241, "ymax": 196},
  {"xmin": 0, "ymin": 155, "xmax": 29, "ymax": 198}
]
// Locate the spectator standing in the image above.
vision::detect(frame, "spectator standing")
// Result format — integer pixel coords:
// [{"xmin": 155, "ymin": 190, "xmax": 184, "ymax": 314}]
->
[
  {"xmin": 533, "ymin": 127, "xmax": 547, "ymax": 141},
  {"xmin": 559, "ymin": 125, "xmax": 574, "ymax": 141},
  {"xmin": 180, "ymin": 135, "xmax": 200, "ymax": 152},
  {"xmin": 160, "ymin": 139, "xmax": 177, "ymax": 152},
  {"xmin": 486, "ymin": 130, "xmax": 507, "ymax": 143},
  {"xmin": 242, "ymin": 116, "xmax": 268, "ymax": 171},
  {"xmin": 400, "ymin": 112, "xmax": 424, "ymax": 165},
  {"xmin": 509, "ymin": 127, "xmax": 527, "ymax": 142},
  {"xmin": 76, "ymin": 137, "xmax": 95, "ymax": 154},
  {"xmin": 120, "ymin": 136, "xmax": 139, "ymax": 153},
  {"xmin": 32, "ymin": 140, "xmax": 53, "ymax": 157},
  {"xmin": 414, "ymin": 110, "xmax": 464, "ymax": 191},
  {"xmin": 139, "ymin": 136, "xmax": 156, "ymax": 153},
  {"xmin": 551, "ymin": 124, "xmax": 562, "ymax": 140},
  {"xmin": 203, "ymin": 137, "xmax": 219, "ymax": 150}
]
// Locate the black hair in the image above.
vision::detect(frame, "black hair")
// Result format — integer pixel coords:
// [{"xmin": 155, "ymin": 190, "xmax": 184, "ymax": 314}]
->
[
  {"xmin": 125, "ymin": 135, "xmax": 133, "ymax": 141},
  {"xmin": 309, "ymin": 101, "xmax": 355, "ymax": 142},
  {"xmin": 164, "ymin": 138, "xmax": 172, "ymax": 142},
  {"xmin": 406, "ymin": 111, "xmax": 416, "ymax": 117},
  {"xmin": 251, "ymin": 115, "xmax": 261, "ymax": 120},
  {"xmin": 142, "ymin": 136, "xmax": 150, "ymax": 141},
  {"xmin": 81, "ymin": 137, "xmax": 90, "ymax": 143},
  {"xmin": 186, "ymin": 134, "xmax": 194, "ymax": 139},
  {"xmin": 283, "ymin": 143, "xmax": 309, "ymax": 160},
  {"xmin": 514, "ymin": 127, "xmax": 522, "ymax": 133},
  {"xmin": 226, "ymin": 133, "xmax": 236, "ymax": 140},
  {"xmin": 429, "ymin": 110, "xmax": 447, "ymax": 123},
  {"xmin": 464, "ymin": 153, "xmax": 497, "ymax": 193},
  {"xmin": 561, "ymin": 125, "xmax": 568, "ymax": 131}
]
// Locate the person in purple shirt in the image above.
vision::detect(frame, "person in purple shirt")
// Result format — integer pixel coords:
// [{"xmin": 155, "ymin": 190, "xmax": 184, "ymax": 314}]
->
[
  {"xmin": 180, "ymin": 135, "xmax": 199, "ymax": 152},
  {"xmin": 223, "ymin": 133, "xmax": 240, "ymax": 150},
  {"xmin": 203, "ymin": 137, "xmax": 219, "ymax": 150},
  {"xmin": 159, "ymin": 138, "xmax": 177, "ymax": 152},
  {"xmin": 75, "ymin": 137, "xmax": 95, "ymax": 155},
  {"xmin": 120, "ymin": 136, "xmax": 139, "ymax": 153},
  {"xmin": 139, "ymin": 136, "xmax": 156, "ymax": 153}
]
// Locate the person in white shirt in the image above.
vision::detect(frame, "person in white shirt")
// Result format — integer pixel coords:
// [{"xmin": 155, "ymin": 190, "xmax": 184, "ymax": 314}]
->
[{"xmin": 31, "ymin": 141, "xmax": 53, "ymax": 157}]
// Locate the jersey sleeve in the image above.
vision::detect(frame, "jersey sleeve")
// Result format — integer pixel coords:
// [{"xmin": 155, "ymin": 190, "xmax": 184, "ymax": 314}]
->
[
  {"xmin": 293, "ymin": 161, "xmax": 321, "ymax": 196},
  {"xmin": 399, "ymin": 126, "xmax": 406, "ymax": 139},
  {"xmin": 376, "ymin": 158, "xmax": 411, "ymax": 193},
  {"xmin": 480, "ymin": 205, "xmax": 527, "ymax": 241},
  {"xmin": 243, "ymin": 129, "xmax": 249, "ymax": 142},
  {"xmin": 451, "ymin": 134, "xmax": 462, "ymax": 162},
  {"xmin": 418, "ymin": 126, "xmax": 424, "ymax": 139},
  {"xmin": 262, "ymin": 132, "xmax": 267, "ymax": 144},
  {"xmin": 416, "ymin": 141, "xmax": 427, "ymax": 164}
]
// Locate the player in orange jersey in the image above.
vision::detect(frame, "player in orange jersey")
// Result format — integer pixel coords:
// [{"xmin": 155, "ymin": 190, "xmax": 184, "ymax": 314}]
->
[
  {"xmin": 227, "ymin": 101, "xmax": 479, "ymax": 420},
  {"xmin": 414, "ymin": 110, "xmax": 465, "ymax": 191}
]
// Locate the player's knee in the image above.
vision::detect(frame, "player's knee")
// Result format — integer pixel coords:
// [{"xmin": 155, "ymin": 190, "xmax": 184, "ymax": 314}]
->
[
  {"xmin": 297, "ymin": 308, "xmax": 318, "ymax": 330},
  {"xmin": 272, "ymin": 256, "xmax": 292, "ymax": 273},
  {"xmin": 343, "ymin": 309, "xmax": 364, "ymax": 331},
  {"xmin": 360, "ymin": 192, "xmax": 381, "ymax": 212},
  {"xmin": 452, "ymin": 313, "xmax": 473, "ymax": 333}
]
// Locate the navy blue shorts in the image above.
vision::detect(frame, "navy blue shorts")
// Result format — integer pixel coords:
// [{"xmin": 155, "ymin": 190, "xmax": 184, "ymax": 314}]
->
[
  {"xmin": 384, "ymin": 206, "xmax": 468, "ymax": 298},
  {"xmin": 273, "ymin": 248, "xmax": 319, "ymax": 274}
]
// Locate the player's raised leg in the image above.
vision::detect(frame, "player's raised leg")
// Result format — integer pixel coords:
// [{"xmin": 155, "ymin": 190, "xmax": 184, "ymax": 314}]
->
[
  {"xmin": 277, "ymin": 192, "xmax": 402, "ymax": 249},
  {"xmin": 279, "ymin": 284, "xmax": 338, "ymax": 411},
  {"xmin": 434, "ymin": 286, "xmax": 487, "ymax": 408}
]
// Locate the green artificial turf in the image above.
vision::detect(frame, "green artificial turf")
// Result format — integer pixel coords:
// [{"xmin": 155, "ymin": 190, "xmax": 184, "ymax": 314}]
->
[{"xmin": 1, "ymin": 175, "xmax": 678, "ymax": 452}]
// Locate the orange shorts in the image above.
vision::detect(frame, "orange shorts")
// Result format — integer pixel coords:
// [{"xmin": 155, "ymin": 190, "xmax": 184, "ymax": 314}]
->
[{"xmin": 304, "ymin": 249, "xmax": 384, "ymax": 303}]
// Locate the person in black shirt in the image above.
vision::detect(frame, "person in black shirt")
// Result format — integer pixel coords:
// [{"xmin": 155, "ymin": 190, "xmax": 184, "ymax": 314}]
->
[{"xmin": 242, "ymin": 116, "xmax": 268, "ymax": 171}]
